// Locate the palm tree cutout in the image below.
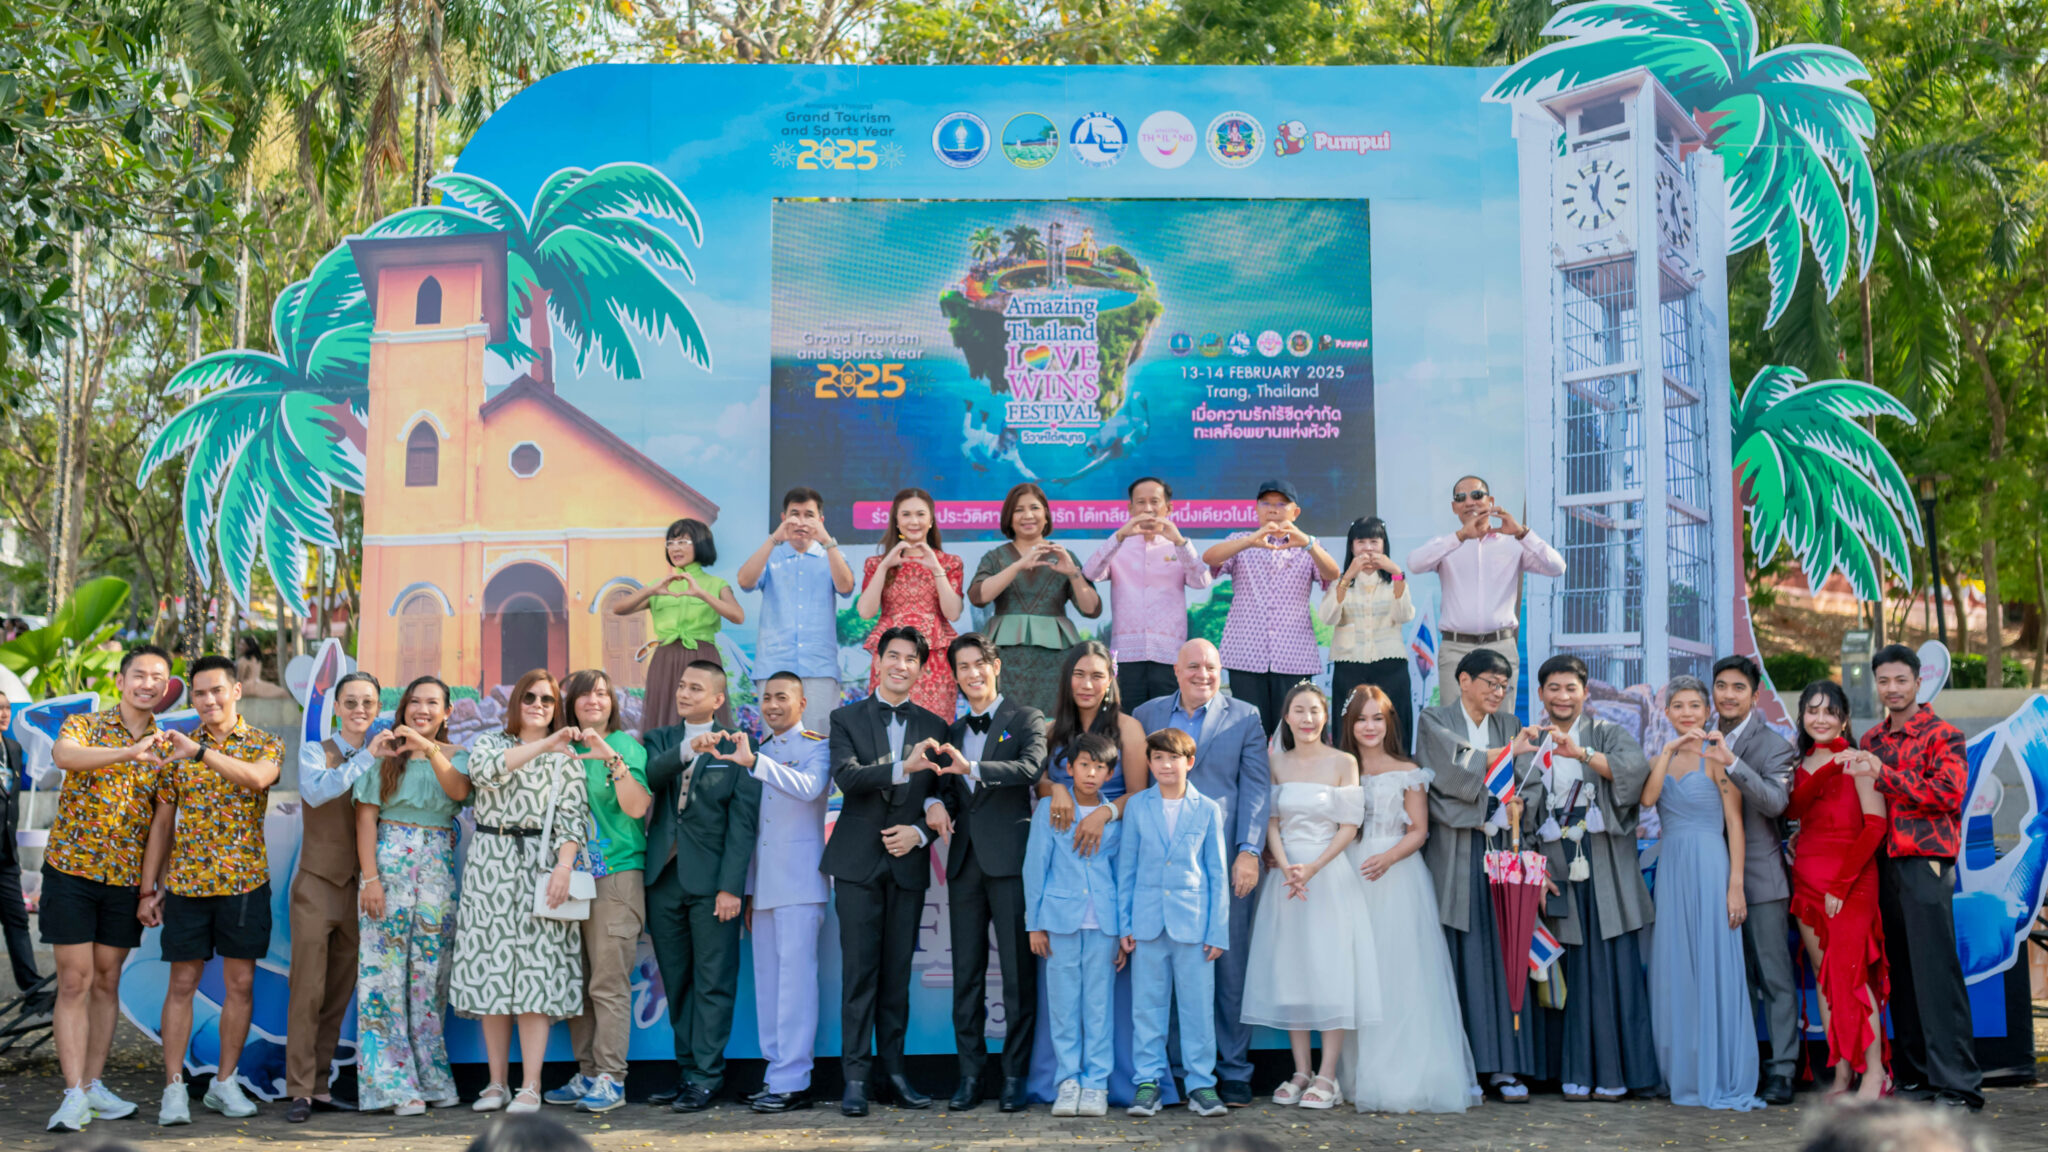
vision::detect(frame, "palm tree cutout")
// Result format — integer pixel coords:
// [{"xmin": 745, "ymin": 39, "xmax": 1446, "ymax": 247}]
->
[
  {"xmin": 969, "ymin": 226, "xmax": 1001, "ymax": 263},
  {"xmin": 1003, "ymin": 224, "xmax": 1045, "ymax": 261},
  {"xmin": 1486, "ymin": 0, "xmax": 1878, "ymax": 328},
  {"xmin": 1732, "ymin": 365, "xmax": 1921, "ymax": 602},
  {"xmin": 137, "ymin": 161, "xmax": 712, "ymax": 614}
]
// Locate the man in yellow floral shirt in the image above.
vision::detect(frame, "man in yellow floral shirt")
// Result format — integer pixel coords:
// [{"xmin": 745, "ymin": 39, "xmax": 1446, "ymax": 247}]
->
[
  {"xmin": 45, "ymin": 644, "xmax": 174, "ymax": 1134},
  {"xmin": 138, "ymin": 654, "xmax": 283, "ymax": 1126}
]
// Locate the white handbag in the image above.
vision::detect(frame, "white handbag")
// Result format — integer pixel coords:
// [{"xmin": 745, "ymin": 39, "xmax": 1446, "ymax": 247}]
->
[{"xmin": 531, "ymin": 766, "xmax": 595, "ymax": 921}]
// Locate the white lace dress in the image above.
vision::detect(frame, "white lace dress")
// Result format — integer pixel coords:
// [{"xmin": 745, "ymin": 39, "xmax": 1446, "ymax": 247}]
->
[
  {"xmin": 1239, "ymin": 781, "xmax": 1382, "ymax": 1032},
  {"xmin": 1340, "ymin": 767, "xmax": 1478, "ymax": 1113}
]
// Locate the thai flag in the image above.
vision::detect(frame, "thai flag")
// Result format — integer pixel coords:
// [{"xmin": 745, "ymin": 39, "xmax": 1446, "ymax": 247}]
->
[
  {"xmin": 1529, "ymin": 923, "xmax": 1563, "ymax": 977},
  {"xmin": 1483, "ymin": 745, "xmax": 1516, "ymax": 805},
  {"xmin": 1410, "ymin": 620, "xmax": 1437, "ymax": 677}
]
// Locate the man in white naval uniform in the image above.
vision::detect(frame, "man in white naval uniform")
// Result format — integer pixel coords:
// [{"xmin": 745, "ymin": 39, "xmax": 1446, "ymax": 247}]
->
[{"xmin": 745, "ymin": 671, "xmax": 833, "ymax": 1113}]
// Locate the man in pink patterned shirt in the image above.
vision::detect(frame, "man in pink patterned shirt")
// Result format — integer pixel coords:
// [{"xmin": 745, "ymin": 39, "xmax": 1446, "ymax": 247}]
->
[
  {"xmin": 1406, "ymin": 474, "xmax": 1565, "ymax": 696},
  {"xmin": 1200, "ymin": 479, "xmax": 1340, "ymax": 735},
  {"xmin": 1081, "ymin": 477, "xmax": 1213, "ymax": 710}
]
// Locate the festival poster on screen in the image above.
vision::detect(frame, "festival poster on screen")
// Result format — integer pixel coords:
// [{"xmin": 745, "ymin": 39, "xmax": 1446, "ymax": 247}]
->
[{"xmin": 770, "ymin": 198, "xmax": 1374, "ymax": 538}]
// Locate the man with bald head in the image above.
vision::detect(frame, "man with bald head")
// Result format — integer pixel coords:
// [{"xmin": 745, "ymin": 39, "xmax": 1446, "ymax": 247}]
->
[
  {"xmin": 1129, "ymin": 639, "xmax": 1270, "ymax": 1107},
  {"xmin": 1407, "ymin": 474, "xmax": 1564, "ymax": 696}
]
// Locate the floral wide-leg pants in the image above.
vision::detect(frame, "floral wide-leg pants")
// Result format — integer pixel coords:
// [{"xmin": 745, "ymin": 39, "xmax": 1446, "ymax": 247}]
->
[{"xmin": 356, "ymin": 823, "xmax": 458, "ymax": 1110}]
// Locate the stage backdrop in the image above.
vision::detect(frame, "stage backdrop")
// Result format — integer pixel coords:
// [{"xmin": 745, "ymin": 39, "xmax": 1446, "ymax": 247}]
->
[{"xmin": 119, "ymin": 0, "xmax": 2041, "ymax": 1099}]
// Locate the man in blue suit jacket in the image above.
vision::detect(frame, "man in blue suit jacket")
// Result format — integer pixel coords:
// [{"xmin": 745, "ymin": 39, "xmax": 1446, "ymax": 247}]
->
[{"xmin": 1128, "ymin": 639, "xmax": 1269, "ymax": 1106}]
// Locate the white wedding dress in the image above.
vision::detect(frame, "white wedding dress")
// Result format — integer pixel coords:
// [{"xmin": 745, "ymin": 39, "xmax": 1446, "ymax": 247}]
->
[
  {"xmin": 1240, "ymin": 781, "xmax": 1382, "ymax": 1032},
  {"xmin": 1341, "ymin": 767, "xmax": 1479, "ymax": 1113}
]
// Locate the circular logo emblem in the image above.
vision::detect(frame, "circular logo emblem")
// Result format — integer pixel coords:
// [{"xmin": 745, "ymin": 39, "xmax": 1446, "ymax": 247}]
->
[
  {"xmin": 1198, "ymin": 334, "xmax": 1223, "ymax": 358},
  {"xmin": 1287, "ymin": 330, "xmax": 1313, "ymax": 357},
  {"xmin": 1170, "ymin": 332, "xmax": 1193, "ymax": 357},
  {"xmin": 932, "ymin": 112, "xmax": 990, "ymax": 169},
  {"xmin": 1257, "ymin": 330, "xmax": 1284, "ymax": 357},
  {"xmin": 1002, "ymin": 114, "xmax": 1061, "ymax": 169},
  {"xmin": 1207, "ymin": 111, "xmax": 1264, "ymax": 169},
  {"xmin": 1137, "ymin": 110, "xmax": 1197, "ymax": 169},
  {"xmin": 1227, "ymin": 331, "xmax": 1253, "ymax": 357},
  {"xmin": 1069, "ymin": 112, "xmax": 1128, "ymax": 168}
]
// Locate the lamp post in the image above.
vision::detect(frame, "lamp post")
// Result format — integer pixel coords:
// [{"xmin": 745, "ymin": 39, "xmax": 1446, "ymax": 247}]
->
[{"xmin": 1915, "ymin": 473, "xmax": 1950, "ymax": 646}]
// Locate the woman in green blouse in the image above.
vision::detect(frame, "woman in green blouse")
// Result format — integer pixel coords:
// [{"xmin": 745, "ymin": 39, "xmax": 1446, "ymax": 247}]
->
[
  {"xmin": 968, "ymin": 482, "xmax": 1102, "ymax": 715},
  {"xmin": 352, "ymin": 675, "xmax": 470, "ymax": 1115},
  {"xmin": 612, "ymin": 518, "xmax": 743, "ymax": 731}
]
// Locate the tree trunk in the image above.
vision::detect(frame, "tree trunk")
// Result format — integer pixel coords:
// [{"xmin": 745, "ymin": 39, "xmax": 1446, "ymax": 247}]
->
[
  {"xmin": 1981, "ymin": 533, "xmax": 2003, "ymax": 686},
  {"xmin": 1962, "ymin": 320, "xmax": 2009, "ymax": 681},
  {"xmin": 1859, "ymin": 276, "xmax": 1884, "ymax": 647},
  {"xmin": 2033, "ymin": 516, "xmax": 2045, "ymax": 688},
  {"xmin": 1729, "ymin": 472, "xmax": 1791, "ymax": 729},
  {"xmin": 49, "ymin": 231, "xmax": 84, "ymax": 606},
  {"xmin": 233, "ymin": 166, "xmax": 252, "ymax": 349},
  {"xmin": 1944, "ymin": 554, "xmax": 1971, "ymax": 657},
  {"xmin": 182, "ymin": 307, "xmax": 205, "ymax": 658}
]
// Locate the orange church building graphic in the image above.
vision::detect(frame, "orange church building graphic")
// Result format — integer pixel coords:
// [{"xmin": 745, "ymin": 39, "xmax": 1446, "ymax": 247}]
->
[{"xmin": 349, "ymin": 232, "xmax": 718, "ymax": 694}]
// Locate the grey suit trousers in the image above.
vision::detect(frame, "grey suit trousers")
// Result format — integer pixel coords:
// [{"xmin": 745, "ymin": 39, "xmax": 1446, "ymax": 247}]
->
[{"xmin": 1741, "ymin": 897, "xmax": 1799, "ymax": 1079}]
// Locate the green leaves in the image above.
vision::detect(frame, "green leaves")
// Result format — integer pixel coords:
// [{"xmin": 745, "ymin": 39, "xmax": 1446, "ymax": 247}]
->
[{"xmin": 0, "ymin": 576, "xmax": 130, "ymax": 698}]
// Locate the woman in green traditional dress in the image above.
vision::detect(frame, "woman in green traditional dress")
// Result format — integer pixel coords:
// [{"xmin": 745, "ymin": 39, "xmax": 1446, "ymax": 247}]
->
[{"xmin": 967, "ymin": 483, "xmax": 1102, "ymax": 716}]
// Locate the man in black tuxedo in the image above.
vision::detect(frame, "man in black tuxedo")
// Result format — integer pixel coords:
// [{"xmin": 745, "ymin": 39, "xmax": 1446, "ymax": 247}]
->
[
  {"xmin": 822, "ymin": 625, "xmax": 949, "ymax": 1117},
  {"xmin": 925, "ymin": 634, "xmax": 1047, "ymax": 1113},
  {"xmin": 0, "ymin": 699, "xmax": 39, "ymax": 999}
]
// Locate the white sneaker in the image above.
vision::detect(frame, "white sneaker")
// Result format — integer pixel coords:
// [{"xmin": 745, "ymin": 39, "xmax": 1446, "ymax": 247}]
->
[
  {"xmin": 1079, "ymin": 1088, "xmax": 1109, "ymax": 1117},
  {"xmin": 1051, "ymin": 1079, "xmax": 1081, "ymax": 1117},
  {"xmin": 85, "ymin": 1079, "xmax": 137, "ymax": 1120},
  {"xmin": 204, "ymin": 1075, "xmax": 259, "ymax": 1119},
  {"xmin": 49, "ymin": 1087, "xmax": 92, "ymax": 1132},
  {"xmin": 159, "ymin": 1082, "xmax": 191, "ymax": 1126}
]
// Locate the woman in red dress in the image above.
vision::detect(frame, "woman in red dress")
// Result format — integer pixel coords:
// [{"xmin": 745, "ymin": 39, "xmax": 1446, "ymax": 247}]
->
[
  {"xmin": 855, "ymin": 488, "xmax": 965, "ymax": 717},
  {"xmin": 1787, "ymin": 679, "xmax": 1890, "ymax": 1099}
]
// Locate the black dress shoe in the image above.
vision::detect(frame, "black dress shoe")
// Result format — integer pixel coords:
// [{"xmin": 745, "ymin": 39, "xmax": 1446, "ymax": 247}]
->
[
  {"xmin": 1761, "ymin": 1075, "xmax": 1794, "ymax": 1106},
  {"xmin": 885, "ymin": 1073, "xmax": 932, "ymax": 1109},
  {"xmin": 648, "ymin": 1086, "xmax": 681, "ymax": 1106},
  {"xmin": 1218, "ymin": 1079, "xmax": 1254, "ymax": 1108},
  {"xmin": 753, "ymin": 1090, "xmax": 812, "ymax": 1113},
  {"xmin": 948, "ymin": 1080, "xmax": 981, "ymax": 1111},
  {"xmin": 286, "ymin": 1098, "xmax": 313, "ymax": 1124},
  {"xmin": 311, "ymin": 1095, "xmax": 357, "ymax": 1112},
  {"xmin": 670, "ymin": 1083, "xmax": 716, "ymax": 1113},
  {"xmin": 841, "ymin": 1080, "xmax": 869, "ymax": 1117},
  {"xmin": 999, "ymin": 1077, "xmax": 1028, "ymax": 1112},
  {"xmin": 1935, "ymin": 1092, "xmax": 1984, "ymax": 1113}
]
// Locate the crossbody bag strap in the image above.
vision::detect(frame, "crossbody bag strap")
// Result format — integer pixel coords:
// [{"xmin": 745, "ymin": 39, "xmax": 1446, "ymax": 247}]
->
[{"xmin": 537, "ymin": 760, "xmax": 560, "ymax": 870}]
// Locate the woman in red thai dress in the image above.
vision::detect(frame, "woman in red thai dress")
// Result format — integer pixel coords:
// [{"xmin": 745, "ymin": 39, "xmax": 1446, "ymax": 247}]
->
[
  {"xmin": 1787, "ymin": 679, "xmax": 1890, "ymax": 1099},
  {"xmin": 855, "ymin": 488, "xmax": 965, "ymax": 716}
]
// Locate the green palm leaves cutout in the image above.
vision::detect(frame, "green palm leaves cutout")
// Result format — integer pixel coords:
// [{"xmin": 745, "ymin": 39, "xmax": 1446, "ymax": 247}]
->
[
  {"xmin": 1732, "ymin": 366, "xmax": 1921, "ymax": 601},
  {"xmin": 1487, "ymin": 0, "xmax": 1877, "ymax": 328},
  {"xmin": 137, "ymin": 162, "xmax": 709, "ymax": 616}
]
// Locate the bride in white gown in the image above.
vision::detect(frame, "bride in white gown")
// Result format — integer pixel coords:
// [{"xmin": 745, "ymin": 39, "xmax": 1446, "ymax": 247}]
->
[{"xmin": 1338, "ymin": 683, "xmax": 1478, "ymax": 1113}]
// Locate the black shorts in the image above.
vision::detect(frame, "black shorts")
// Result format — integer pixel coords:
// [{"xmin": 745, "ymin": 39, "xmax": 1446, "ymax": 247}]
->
[
  {"xmin": 161, "ymin": 884, "xmax": 272, "ymax": 963},
  {"xmin": 39, "ymin": 864, "xmax": 143, "ymax": 950}
]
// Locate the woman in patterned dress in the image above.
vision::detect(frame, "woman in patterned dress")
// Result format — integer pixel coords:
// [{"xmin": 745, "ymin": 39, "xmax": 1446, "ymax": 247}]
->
[
  {"xmin": 450, "ymin": 669, "xmax": 600, "ymax": 1114},
  {"xmin": 354, "ymin": 674, "xmax": 470, "ymax": 1114},
  {"xmin": 856, "ymin": 487, "xmax": 964, "ymax": 716},
  {"xmin": 969, "ymin": 483, "xmax": 1102, "ymax": 717}
]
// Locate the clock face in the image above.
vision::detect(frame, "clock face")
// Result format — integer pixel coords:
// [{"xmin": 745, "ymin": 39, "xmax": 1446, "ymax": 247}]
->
[
  {"xmin": 1657, "ymin": 167, "xmax": 1696, "ymax": 252},
  {"xmin": 1560, "ymin": 155, "xmax": 1630, "ymax": 232}
]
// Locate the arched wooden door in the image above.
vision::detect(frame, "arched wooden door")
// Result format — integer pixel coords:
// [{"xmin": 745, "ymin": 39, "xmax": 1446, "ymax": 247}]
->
[
  {"xmin": 601, "ymin": 586, "xmax": 647, "ymax": 690},
  {"xmin": 396, "ymin": 591, "xmax": 443, "ymax": 685}
]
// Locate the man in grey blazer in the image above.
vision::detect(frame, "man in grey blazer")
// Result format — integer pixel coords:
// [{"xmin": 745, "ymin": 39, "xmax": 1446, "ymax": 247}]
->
[
  {"xmin": 1711, "ymin": 654, "xmax": 1798, "ymax": 1105},
  {"xmin": 1129, "ymin": 639, "xmax": 1269, "ymax": 1108}
]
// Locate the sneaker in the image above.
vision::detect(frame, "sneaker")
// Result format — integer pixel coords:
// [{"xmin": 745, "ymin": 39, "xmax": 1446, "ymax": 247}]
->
[
  {"xmin": 577, "ymin": 1074, "xmax": 626, "ymax": 1114},
  {"xmin": 49, "ymin": 1087, "xmax": 92, "ymax": 1132},
  {"xmin": 1051, "ymin": 1079, "xmax": 1080, "ymax": 1117},
  {"xmin": 1187, "ymin": 1087, "xmax": 1227, "ymax": 1117},
  {"xmin": 1079, "ymin": 1087, "xmax": 1109, "ymax": 1117},
  {"xmin": 1127, "ymin": 1081, "xmax": 1162, "ymax": 1117},
  {"xmin": 204, "ymin": 1076, "xmax": 258, "ymax": 1119},
  {"xmin": 86, "ymin": 1079, "xmax": 138, "ymax": 1120},
  {"xmin": 507, "ymin": 1086, "xmax": 543, "ymax": 1115},
  {"xmin": 545, "ymin": 1074, "xmax": 595, "ymax": 1106},
  {"xmin": 159, "ymin": 1082, "xmax": 191, "ymax": 1126}
]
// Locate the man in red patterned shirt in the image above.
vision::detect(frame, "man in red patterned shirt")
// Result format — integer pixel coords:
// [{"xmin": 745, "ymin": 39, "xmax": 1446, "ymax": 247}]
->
[{"xmin": 1852, "ymin": 643, "xmax": 1980, "ymax": 1111}]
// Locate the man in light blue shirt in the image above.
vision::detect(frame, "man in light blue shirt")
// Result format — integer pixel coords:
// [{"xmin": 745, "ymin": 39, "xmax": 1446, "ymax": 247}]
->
[{"xmin": 737, "ymin": 486, "xmax": 855, "ymax": 732}]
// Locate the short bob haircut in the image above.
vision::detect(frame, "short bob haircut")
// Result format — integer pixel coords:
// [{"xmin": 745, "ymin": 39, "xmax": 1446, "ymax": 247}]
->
[
  {"xmin": 1455, "ymin": 647, "xmax": 1514, "ymax": 684},
  {"xmin": 664, "ymin": 517, "xmax": 717, "ymax": 568},
  {"xmin": 1344, "ymin": 516, "xmax": 1395, "ymax": 583},
  {"xmin": 502, "ymin": 668, "xmax": 565, "ymax": 739},
  {"xmin": 561, "ymin": 669, "xmax": 622, "ymax": 735},
  {"xmin": 1000, "ymin": 482, "xmax": 1054, "ymax": 539}
]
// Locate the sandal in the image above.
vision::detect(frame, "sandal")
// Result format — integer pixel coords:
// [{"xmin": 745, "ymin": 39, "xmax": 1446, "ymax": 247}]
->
[
  {"xmin": 1495, "ymin": 1079, "xmax": 1530, "ymax": 1103},
  {"xmin": 1272, "ymin": 1073, "xmax": 1312, "ymax": 1106},
  {"xmin": 471, "ymin": 1083, "xmax": 508, "ymax": 1113},
  {"xmin": 394, "ymin": 1099, "xmax": 426, "ymax": 1117},
  {"xmin": 1299, "ymin": 1075, "xmax": 1341, "ymax": 1110}
]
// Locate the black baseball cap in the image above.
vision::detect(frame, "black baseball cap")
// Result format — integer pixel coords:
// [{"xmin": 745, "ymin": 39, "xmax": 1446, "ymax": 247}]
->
[{"xmin": 1254, "ymin": 479, "xmax": 1299, "ymax": 504}]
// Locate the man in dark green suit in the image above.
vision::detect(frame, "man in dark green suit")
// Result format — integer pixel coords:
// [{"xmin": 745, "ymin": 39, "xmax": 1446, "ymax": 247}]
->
[{"xmin": 641, "ymin": 659, "xmax": 762, "ymax": 1111}]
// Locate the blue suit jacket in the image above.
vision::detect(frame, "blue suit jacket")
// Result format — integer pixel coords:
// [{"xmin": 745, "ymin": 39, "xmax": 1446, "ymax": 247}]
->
[
  {"xmin": 1130, "ymin": 693, "xmax": 1271, "ymax": 856},
  {"xmin": 1116, "ymin": 783, "xmax": 1230, "ymax": 950},
  {"xmin": 1023, "ymin": 804, "xmax": 1121, "ymax": 937}
]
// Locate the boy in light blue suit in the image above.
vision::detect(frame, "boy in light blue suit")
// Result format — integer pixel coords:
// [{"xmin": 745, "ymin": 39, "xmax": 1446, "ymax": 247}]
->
[
  {"xmin": 1117, "ymin": 727, "xmax": 1231, "ymax": 1119},
  {"xmin": 1024, "ymin": 732, "xmax": 1124, "ymax": 1119}
]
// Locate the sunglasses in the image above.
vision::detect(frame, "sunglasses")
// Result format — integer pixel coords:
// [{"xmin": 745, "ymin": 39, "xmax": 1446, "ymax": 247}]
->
[
  {"xmin": 523, "ymin": 691, "xmax": 558, "ymax": 706},
  {"xmin": 1453, "ymin": 489, "xmax": 1490, "ymax": 502}
]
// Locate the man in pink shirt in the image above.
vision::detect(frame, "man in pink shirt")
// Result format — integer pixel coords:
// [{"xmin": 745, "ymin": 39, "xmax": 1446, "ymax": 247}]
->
[
  {"xmin": 1082, "ymin": 477, "xmax": 1213, "ymax": 709},
  {"xmin": 1406, "ymin": 474, "xmax": 1565, "ymax": 694}
]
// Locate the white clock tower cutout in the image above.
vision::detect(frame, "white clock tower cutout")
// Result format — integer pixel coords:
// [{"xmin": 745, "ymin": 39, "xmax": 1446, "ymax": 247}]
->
[{"xmin": 1512, "ymin": 67, "xmax": 1736, "ymax": 690}]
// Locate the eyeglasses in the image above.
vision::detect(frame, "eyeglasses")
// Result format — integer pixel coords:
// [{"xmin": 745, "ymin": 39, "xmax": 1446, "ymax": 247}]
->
[
  {"xmin": 1475, "ymin": 676, "xmax": 1511, "ymax": 694},
  {"xmin": 1453, "ymin": 489, "xmax": 1490, "ymax": 503},
  {"xmin": 340, "ymin": 700, "xmax": 378, "ymax": 711},
  {"xmin": 523, "ymin": 691, "xmax": 557, "ymax": 706}
]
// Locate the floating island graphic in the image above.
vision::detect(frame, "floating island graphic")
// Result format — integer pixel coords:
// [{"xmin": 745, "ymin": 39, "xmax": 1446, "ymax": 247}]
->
[{"xmin": 939, "ymin": 219, "xmax": 1164, "ymax": 420}]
